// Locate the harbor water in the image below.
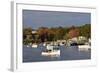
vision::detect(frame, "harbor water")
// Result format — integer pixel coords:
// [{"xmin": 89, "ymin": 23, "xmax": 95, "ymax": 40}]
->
[{"xmin": 23, "ymin": 45, "xmax": 91, "ymax": 62}]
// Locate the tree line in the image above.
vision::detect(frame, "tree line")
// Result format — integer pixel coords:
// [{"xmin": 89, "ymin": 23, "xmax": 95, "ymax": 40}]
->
[{"xmin": 23, "ymin": 24, "xmax": 91, "ymax": 45}]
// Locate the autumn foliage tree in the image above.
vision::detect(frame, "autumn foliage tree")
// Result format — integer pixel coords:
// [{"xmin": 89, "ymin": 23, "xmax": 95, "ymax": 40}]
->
[
  {"xmin": 68, "ymin": 26, "xmax": 79, "ymax": 39},
  {"xmin": 23, "ymin": 24, "xmax": 90, "ymax": 44}
]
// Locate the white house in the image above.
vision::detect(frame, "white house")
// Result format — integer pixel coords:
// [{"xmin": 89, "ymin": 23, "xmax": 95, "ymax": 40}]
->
[
  {"xmin": 78, "ymin": 36, "xmax": 87, "ymax": 41},
  {"xmin": 32, "ymin": 30, "xmax": 37, "ymax": 34}
]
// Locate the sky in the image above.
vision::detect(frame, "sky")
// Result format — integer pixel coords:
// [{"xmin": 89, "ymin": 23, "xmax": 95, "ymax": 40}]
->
[{"xmin": 23, "ymin": 10, "xmax": 91, "ymax": 29}]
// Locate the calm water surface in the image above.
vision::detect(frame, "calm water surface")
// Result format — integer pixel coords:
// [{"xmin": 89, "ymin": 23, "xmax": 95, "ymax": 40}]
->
[{"xmin": 23, "ymin": 45, "xmax": 91, "ymax": 62}]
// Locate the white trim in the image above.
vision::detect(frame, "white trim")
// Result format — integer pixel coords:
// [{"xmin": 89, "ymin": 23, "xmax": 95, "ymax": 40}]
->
[
  {"xmin": 11, "ymin": 1, "xmax": 17, "ymax": 71},
  {"xmin": 14, "ymin": 0, "xmax": 97, "ymax": 9}
]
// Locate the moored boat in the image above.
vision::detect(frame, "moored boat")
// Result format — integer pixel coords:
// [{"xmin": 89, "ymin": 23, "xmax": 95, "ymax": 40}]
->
[
  {"xmin": 41, "ymin": 50, "xmax": 60, "ymax": 56},
  {"xmin": 78, "ymin": 45, "xmax": 91, "ymax": 51},
  {"xmin": 41, "ymin": 44, "xmax": 60, "ymax": 56},
  {"xmin": 32, "ymin": 44, "xmax": 38, "ymax": 48}
]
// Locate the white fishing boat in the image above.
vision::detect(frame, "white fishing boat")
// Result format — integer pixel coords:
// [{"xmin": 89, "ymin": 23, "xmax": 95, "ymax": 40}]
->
[
  {"xmin": 41, "ymin": 44, "xmax": 60, "ymax": 56},
  {"xmin": 46, "ymin": 44, "xmax": 54, "ymax": 50},
  {"xmin": 41, "ymin": 50, "xmax": 60, "ymax": 56},
  {"xmin": 32, "ymin": 44, "xmax": 38, "ymax": 48},
  {"xmin": 78, "ymin": 45, "xmax": 91, "ymax": 51}
]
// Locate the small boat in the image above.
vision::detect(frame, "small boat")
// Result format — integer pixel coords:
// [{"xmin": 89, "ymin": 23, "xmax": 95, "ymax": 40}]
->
[
  {"xmin": 41, "ymin": 50, "xmax": 60, "ymax": 56},
  {"xmin": 78, "ymin": 45, "xmax": 91, "ymax": 51},
  {"xmin": 32, "ymin": 44, "xmax": 38, "ymax": 48},
  {"xmin": 41, "ymin": 44, "xmax": 60, "ymax": 56},
  {"xmin": 46, "ymin": 44, "xmax": 54, "ymax": 50}
]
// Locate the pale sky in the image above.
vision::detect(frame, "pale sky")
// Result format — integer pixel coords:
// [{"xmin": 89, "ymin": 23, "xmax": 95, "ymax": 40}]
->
[{"xmin": 23, "ymin": 10, "xmax": 91, "ymax": 29}]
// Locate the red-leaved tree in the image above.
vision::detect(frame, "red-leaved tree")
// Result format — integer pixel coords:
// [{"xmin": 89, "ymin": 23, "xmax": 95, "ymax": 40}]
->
[{"xmin": 68, "ymin": 26, "xmax": 79, "ymax": 39}]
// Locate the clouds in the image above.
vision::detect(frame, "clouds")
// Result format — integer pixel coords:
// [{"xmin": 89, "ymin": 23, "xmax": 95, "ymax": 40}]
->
[{"xmin": 23, "ymin": 10, "xmax": 91, "ymax": 29}]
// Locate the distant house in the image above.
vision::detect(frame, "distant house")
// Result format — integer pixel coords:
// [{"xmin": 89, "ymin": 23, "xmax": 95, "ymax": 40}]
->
[
  {"xmin": 71, "ymin": 37, "xmax": 78, "ymax": 42},
  {"xmin": 67, "ymin": 36, "xmax": 87, "ymax": 46},
  {"xmin": 32, "ymin": 30, "xmax": 37, "ymax": 34},
  {"xmin": 78, "ymin": 36, "xmax": 87, "ymax": 41},
  {"xmin": 68, "ymin": 37, "xmax": 78, "ymax": 43},
  {"xmin": 68, "ymin": 36, "xmax": 87, "ymax": 42}
]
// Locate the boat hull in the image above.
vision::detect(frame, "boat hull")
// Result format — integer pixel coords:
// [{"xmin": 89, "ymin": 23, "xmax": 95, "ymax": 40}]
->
[
  {"xmin": 41, "ymin": 50, "xmax": 60, "ymax": 56},
  {"xmin": 78, "ymin": 45, "xmax": 91, "ymax": 51},
  {"xmin": 32, "ymin": 44, "xmax": 38, "ymax": 48}
]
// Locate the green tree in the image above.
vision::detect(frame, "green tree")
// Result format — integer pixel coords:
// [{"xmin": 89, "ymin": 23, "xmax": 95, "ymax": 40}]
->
[
  {"xmin": 79, "ymin": 24, "xmax": 91, "ymax": 38},
  {"xmin": 23, "ymin": 27, "xmax": 33, "ymax": 45}
]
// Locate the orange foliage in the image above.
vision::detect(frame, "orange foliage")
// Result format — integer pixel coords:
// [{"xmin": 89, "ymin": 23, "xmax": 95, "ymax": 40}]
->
[{"xmin": 68, "ymin": 26, "xmax": 79, "ymax": 39}]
